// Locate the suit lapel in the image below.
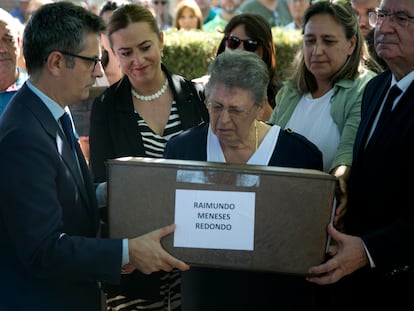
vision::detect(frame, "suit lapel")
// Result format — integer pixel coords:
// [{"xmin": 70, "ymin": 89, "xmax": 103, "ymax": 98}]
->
[
  {"xmin": 56, "ymin": 120, "xmax": 90, "ymax": 206},
  {"xmin": 22, "ymin": 85, "xmax": 97, "ymax": 226},
  {"xmin": 75, "ymin": 142, "xmax": 100, "ymax": 230},
  {"xmin": 354, "ymin": 74, "xmax": 391, "ymax": 158},
  {"xmin": 357, "ymin": 75, "xmax": 414, "ymax": 156}
]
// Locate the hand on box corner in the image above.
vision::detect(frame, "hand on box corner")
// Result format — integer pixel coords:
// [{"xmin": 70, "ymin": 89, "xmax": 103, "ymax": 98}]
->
[
  {"xmin": 332, "ymin": 165, "xmax": 349, "ymax": 227},
  {"xmin": 128, "ymin": 224, "xmax": 190, "ymax": 275},
  {"xmin": 121, "ymin": 263, "xmax": 136, "ymax": 274},
  {"xmin": 334, "ymin": 187, "xmax": 346, "ymax": 231},
  {"xmin": 78, "ymin": 136, "xmax": 90, "ymax": 164},
  {"xmin": 306, "ymin": 223, "xmax": 368, "ymax": 285}
]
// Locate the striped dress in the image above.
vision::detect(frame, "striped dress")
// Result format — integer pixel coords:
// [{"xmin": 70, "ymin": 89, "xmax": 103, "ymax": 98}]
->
[{"xmin": 139, "ymin": 101, "xmax": 183, "ymax": 158}]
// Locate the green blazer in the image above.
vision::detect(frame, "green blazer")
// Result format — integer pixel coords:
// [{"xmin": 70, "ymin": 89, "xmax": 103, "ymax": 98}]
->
[{"xmin": 268, "ymin": 69, "xmax": 377, "ymax": 172}]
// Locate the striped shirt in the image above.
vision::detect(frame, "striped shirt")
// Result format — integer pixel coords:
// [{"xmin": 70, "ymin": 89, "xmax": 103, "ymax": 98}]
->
[{"xmin": 137, "ymin": 100, "xmax": 183, "ymax": 158}]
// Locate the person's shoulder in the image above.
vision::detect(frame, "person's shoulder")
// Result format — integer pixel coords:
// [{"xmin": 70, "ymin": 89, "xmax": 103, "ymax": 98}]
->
[
  {"xmin": 368, "ymin": 69, "xmax": 391, "ymax": 82},
  {"xmin": 164, "ymin": 123, "xmax": 208, "ymax": 157},
  {"xmin": 204, "ymin": 7, "xmax": 218, "ymax": 24},
  {"xmin": 241, "ymin": 0, "xmax": 270, "ymax": 14},
  {"xmin": 283, "ymin": 22, "xmax": 295, "ymax": 30},
  {"xmin": 240, "ymin": 0, "xmax": 259, "ymax": 10},
  {"xmin": 335, "ymin": 68, "xmax": 379, "ymax": 92},
  {"xmin": 275, "ymin": 81, "xmax": 299, "ymax": 102},
  {"xmin": 170, "ymin": 71, "xmax": 205, "ymax": 95},
  {"xmin": 203, "ymin": 16, "xmax": 226, "ymax": 32},
  {"xmin": 171, "ymin": 123, "xmax": 207, "ymax": 142},
  {"xmin": 94, "ymin": 78, "xmax": 127, "ymax": 103},
  {"xmin": 356, "ymin": 69, "xmax": 390, "ymax": 92},
  {"xmin": 358, "ymin": 68, "xmax": 380, "ymax": 82},
  {"xmin": 279, "ymin": 128, "xmax": 321, "ymax": 155},
  {"xmin": 273, "ymin": 127, "xmax": 323, "ymax": 170}
]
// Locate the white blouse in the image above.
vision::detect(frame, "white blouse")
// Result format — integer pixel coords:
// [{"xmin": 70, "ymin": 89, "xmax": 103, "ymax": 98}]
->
[{"xmin": 285, "ymin": 89, "xmax": 340, "ymax": 172}]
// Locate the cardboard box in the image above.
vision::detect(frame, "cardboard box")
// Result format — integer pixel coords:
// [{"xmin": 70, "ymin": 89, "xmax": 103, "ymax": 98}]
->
[{"xmin": 107, "ymin": 157, "xmax": 336, "ymax": 276}]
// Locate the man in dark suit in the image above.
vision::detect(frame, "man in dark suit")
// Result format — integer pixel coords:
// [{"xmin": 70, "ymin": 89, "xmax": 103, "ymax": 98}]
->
[
  {"xmin": 307, "ymin": 0, "xmax": 414, "ymax": 309},
  {"xmin": 0, "ymin": 2, "xmax": 188, "ymax": 311}
]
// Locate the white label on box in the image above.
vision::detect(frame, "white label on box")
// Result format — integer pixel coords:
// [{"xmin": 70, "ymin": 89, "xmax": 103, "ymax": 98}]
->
[{"xmin": 173, "ymin": 189, "xmax": 255, "ymax": 250}]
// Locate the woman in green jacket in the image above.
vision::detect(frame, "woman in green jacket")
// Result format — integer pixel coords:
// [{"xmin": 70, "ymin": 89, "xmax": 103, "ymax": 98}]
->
[{"xmin": 268, "ymin": 1, "xmax": 382, "ymax": 226}]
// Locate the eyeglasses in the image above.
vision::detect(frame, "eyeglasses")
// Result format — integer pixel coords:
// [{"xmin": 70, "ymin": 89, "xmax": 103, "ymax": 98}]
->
[
  {"xmin": 153, "ymin": 0, "xmax": 167, "ymax": 5},
  {"xmin": 225, "ymin": 36, "xmax": 259, "ymax": 52},
  {"xmin": 368, "ymin": 10, "xmax": 414, "ymax": 28},
  {"xmin": 60, "ymin": 51, "xmax": 102, "ymax": 72},
  {"xmin": 207, "ymin": 102, "xmax": 256, "ymax": 118}
]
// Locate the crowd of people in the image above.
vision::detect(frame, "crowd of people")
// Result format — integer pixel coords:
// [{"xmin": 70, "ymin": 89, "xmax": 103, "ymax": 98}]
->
[{"xmin": 1, "ymin": 0, "xmax": 413, "ymax": 310}]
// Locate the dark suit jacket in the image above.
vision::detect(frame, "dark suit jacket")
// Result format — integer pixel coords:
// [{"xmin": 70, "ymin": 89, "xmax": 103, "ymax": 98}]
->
[
  {"xmin": 89, "ymin": 64, "xmax": 209, "ymax": 183},
  {"xmin": 331, "ymin": 70, "xmax": 414, "ymax": 308},
  {"xmin": 0, "ymin": 84, "xmax": 122, "ymax": 311}
]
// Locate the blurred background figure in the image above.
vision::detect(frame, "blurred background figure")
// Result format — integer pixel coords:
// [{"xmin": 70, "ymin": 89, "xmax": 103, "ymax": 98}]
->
[
  {"xmin": 239, "ymin": 0, "xmax": 292, "ymax": 27},
  {"xmin": 98, "ymin": 0, "xmax": 124, "ymax": 86},
  {"xmin": 0, "ymin": 8, "xmax": 28, "ymax": 116},
  {"xmin": 350, "ymin": 0, "xmax": 380, "ymax": 37},
  {"xmin": 350, "ymin": 0, "xmax": 386, "ymax": 70},
  {"xmin": 215, "ymin": 13, "xmax": 280, "ymax": 120},
  {"xmin": 26, "ymin": 0, "xmax": 53, "ymax": 21},
  {"xmin": 152, "ymin": 0, "xmax": 173, "ymax": 30},
  {"xmin": 284, "ymin": 0, "xmax": 311, "ymax": 30},
  {"xmin": 195, "ymin": 0, "xmax": 218, "ymax": 24},
  {"xmin": 9, "ymin": 0, "xmax": 30, "ymax": 24},
  {"xmin": 173, "ymin": 0, "xmax": 204, "ymax": 30},
  {"xmin": 203, "ymin": 0, "xmax": 242, "ymax": 32},
  {"xmin": 136, "ymin": 0, "xmax": 156, "ymax": 15}
]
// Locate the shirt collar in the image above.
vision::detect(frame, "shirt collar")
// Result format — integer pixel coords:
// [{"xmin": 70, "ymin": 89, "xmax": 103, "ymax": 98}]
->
[
  {"xmin": 26, "ymin": 79, "xmax": 65, "ymax": 121},
  {"xmin": 392, "ymin": 70, "xmax": 414, "ymax": 94}
]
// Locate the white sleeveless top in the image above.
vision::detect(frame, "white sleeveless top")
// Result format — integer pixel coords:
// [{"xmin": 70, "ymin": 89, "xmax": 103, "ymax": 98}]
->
[{"xmin": 286, "ymin": 89, "xmax": 340, "ymax": 172}]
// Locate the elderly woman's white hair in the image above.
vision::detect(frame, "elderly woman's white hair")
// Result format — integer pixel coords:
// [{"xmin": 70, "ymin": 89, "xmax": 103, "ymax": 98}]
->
[{"xmin": 205, "ymin": 49, "xmax": 269, "ymax": 107}]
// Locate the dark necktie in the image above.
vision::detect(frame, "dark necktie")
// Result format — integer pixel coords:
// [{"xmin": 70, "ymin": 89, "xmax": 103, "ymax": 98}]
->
[
  {"xmin": 60, "ymin": 112, "xmax": 77, "ymax": 155},
  {"xmin": 378, "ymin": 85, "xmax": 402, "ymax": 125},
  {"xmin": 60, "ymin": 112, "xmax": 85, "ymax": 186}
]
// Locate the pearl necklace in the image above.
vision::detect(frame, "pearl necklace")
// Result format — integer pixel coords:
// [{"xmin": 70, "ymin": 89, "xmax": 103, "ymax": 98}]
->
[{"xmin": 131, "ymin": 78, "xmax": 169, "ymax": 101}]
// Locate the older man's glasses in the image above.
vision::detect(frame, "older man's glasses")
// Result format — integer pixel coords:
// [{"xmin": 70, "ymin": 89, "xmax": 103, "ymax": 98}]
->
[
  {"xmin": 368, "ymin": 10, "xmax": 414, "ymax": 28},
  {"xmin": 207, "ymin": 102, "xmax": 254, "ymax": 118},
  {"xmin": 225, "ymin": 36, "xmax": 259, "ymax": 52},
  {"xmin": 60, "ymin": 51, "xmax": 101, "ymax": 72}
]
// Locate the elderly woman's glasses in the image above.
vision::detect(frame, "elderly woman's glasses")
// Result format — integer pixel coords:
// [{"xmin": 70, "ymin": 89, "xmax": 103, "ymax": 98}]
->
[
  {"xmin": 368, "ymin": 10, "xmax": 414, "ymax": 28},
  {"xmin": 60, "ymin": 51, "xmax": 102, "ymax": 72},
  {"xmin": 207, "ymin": 102, "xmax": 254, "ymax": 118},
  {"xmin": 225, "ymin": 36, "xmax": 259, "ymax": 52}
]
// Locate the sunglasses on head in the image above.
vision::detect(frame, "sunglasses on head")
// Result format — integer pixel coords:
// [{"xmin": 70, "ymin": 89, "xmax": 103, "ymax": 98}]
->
[
  {"xmin": 225, "ymin": 35, "xmax": 259, "ymax": 52},
  {"xmin": 153, "ymin": 0, "xmax": 167, "ymax": 5}
]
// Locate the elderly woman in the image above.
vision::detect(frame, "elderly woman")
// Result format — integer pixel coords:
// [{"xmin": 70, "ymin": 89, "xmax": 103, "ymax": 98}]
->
[{"xmin": 164, "ymin": 50, "xmax": 323, "ymax": 310}]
